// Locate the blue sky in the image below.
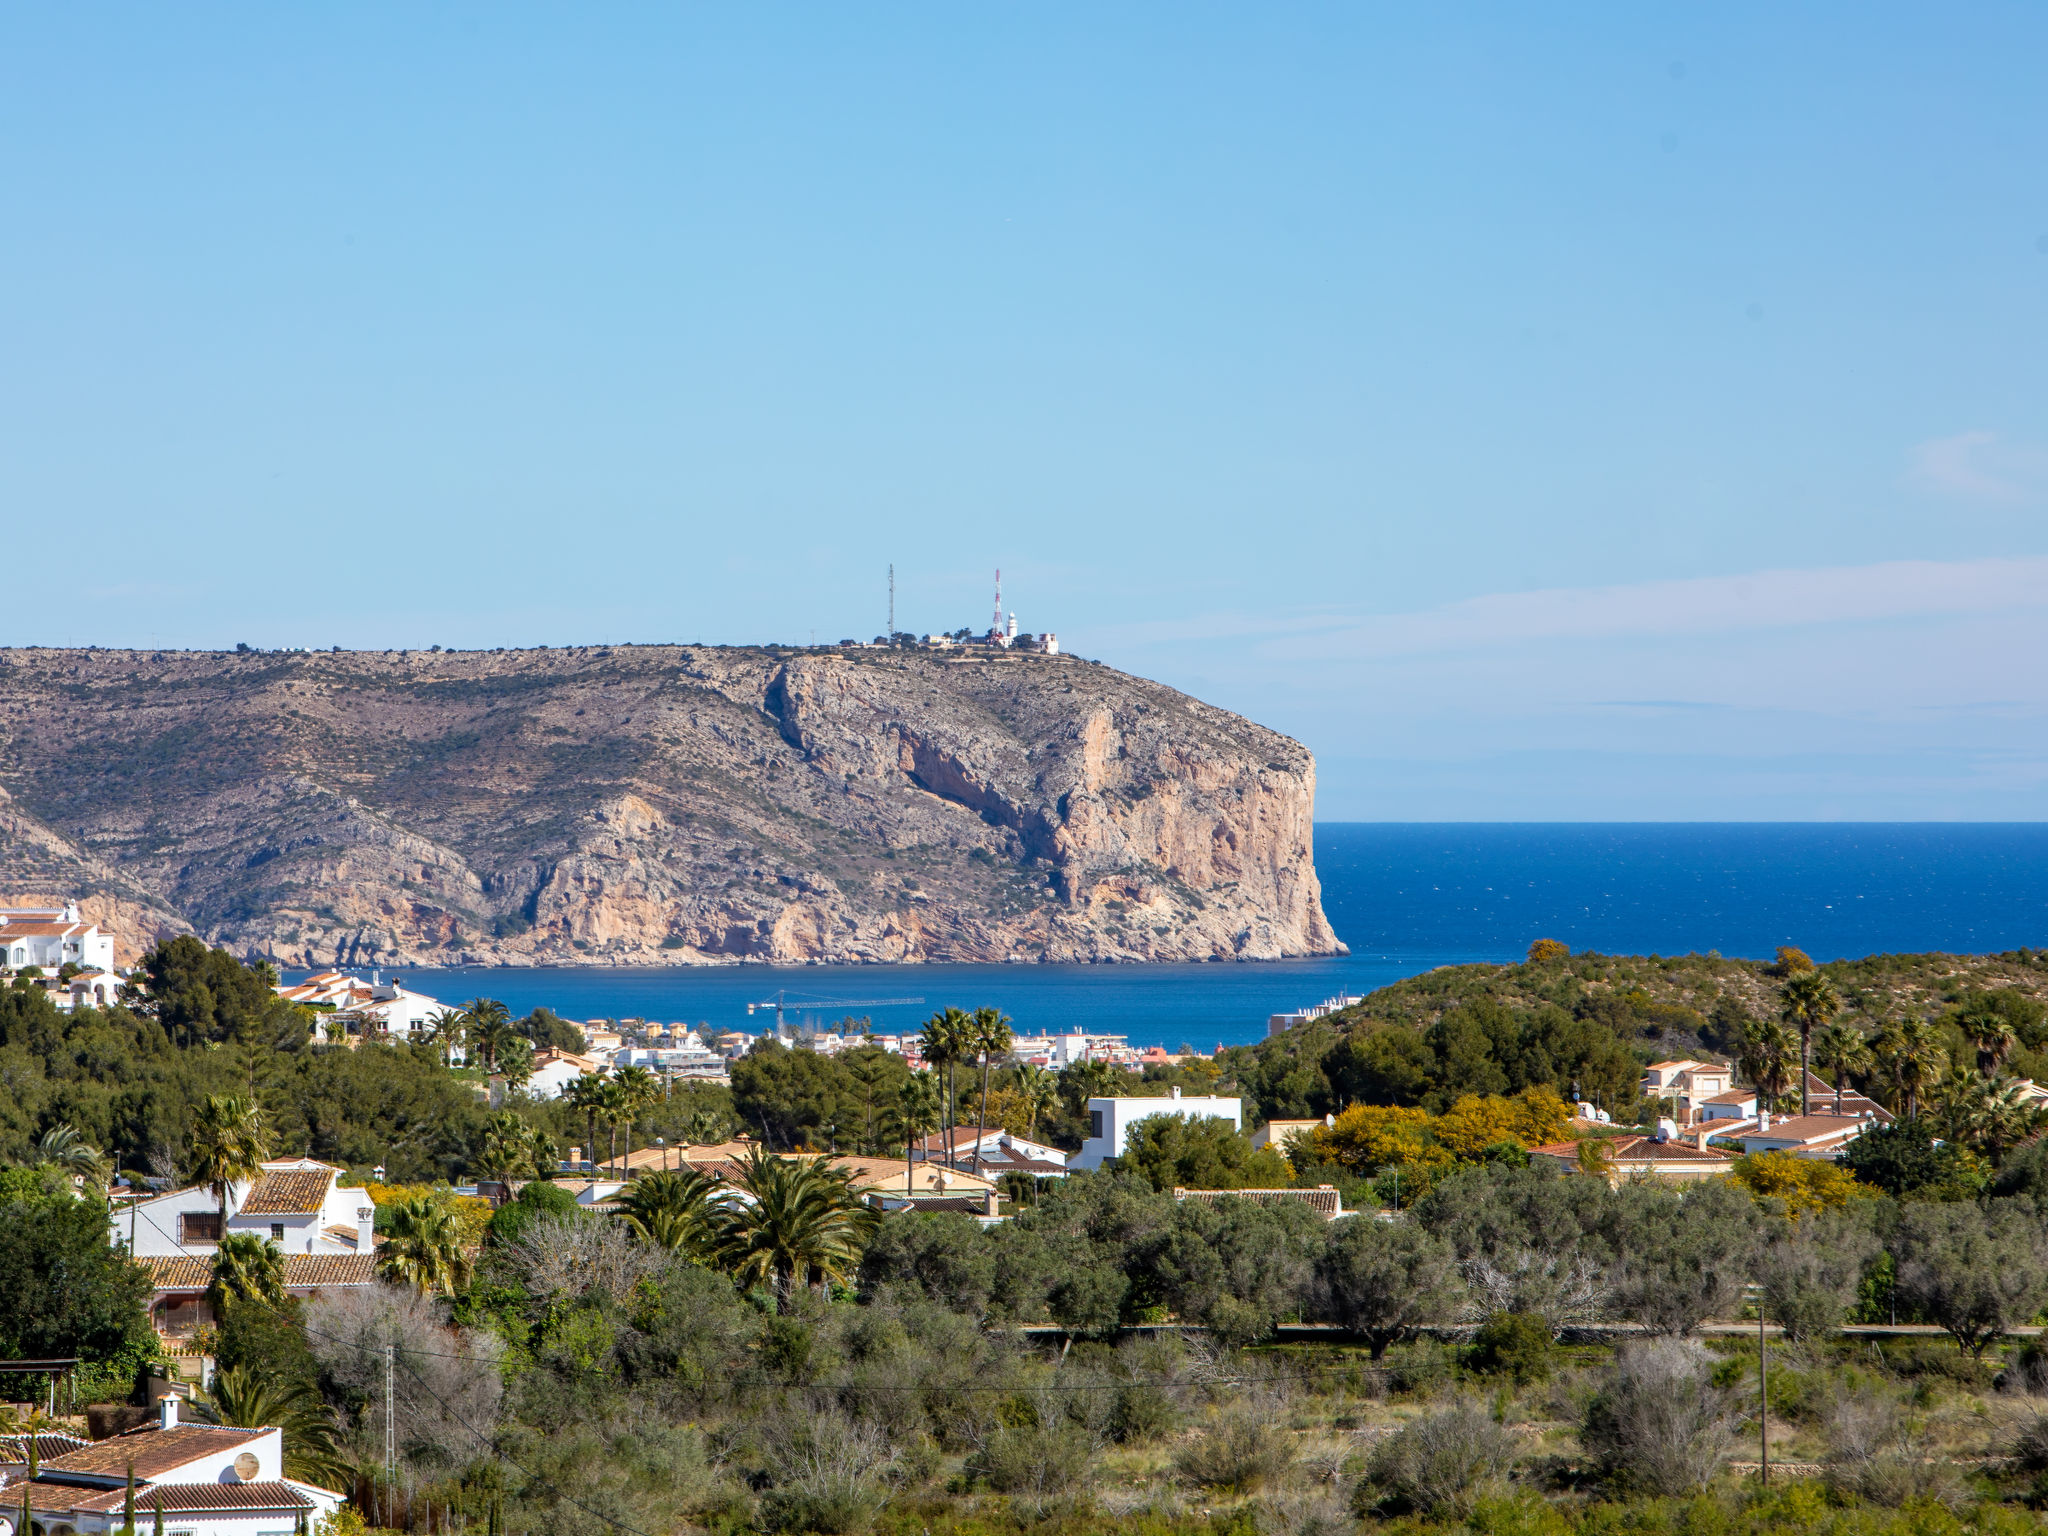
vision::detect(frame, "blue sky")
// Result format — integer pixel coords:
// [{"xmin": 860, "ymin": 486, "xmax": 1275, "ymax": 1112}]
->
[{"xmin": 3, "ymin": 6, "xmax": 2044, "ymax": 819}]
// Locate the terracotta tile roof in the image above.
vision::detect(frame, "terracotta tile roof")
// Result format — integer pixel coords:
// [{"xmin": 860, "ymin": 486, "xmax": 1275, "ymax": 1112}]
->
[
  {"xmin": 1532, "ymin": 1136, "xmax": 1732, "ymax": 1164},
  {"xmin": 40, "ymin": 1423, "xmax": 267, "ymax": 1480},
  {"xmin": 56, "ymin": 1479, "xmax": 314, "ymax": 1513},
  {"xmin": 144, "ymin": 1256, "xmax": 213, "ymax": 1290},
  {"xmin": 1738, "ymin": 1114, "xmax": 1871, "ymax": 1145},
  {"xmin": 323, "ymin": 1223, "xmax": 363, "ymax": 1248},
  {"xmin": 238, "ymin": 1169, "xmax": 332, "ymax": 1214},
  {"xmin": 0, "ymin": 1432, "xmax": 89, "ymax": 1462},
  {"xmin": 1173, "ymin": 1186, "xmax": 1345, "ymax": 1217},
  {"xmin": 284, "ymin": 1253, "xmax": 378, "ymax": 1287},
  {"xmin": 143, "ymin": 1253, "xmax": 377, "ymax": 1291}
]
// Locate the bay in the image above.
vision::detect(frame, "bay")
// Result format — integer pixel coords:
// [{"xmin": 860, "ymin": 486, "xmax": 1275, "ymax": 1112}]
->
[{"xmin": 312, "ymin": 823, "xmax": 2048, "ymax": 1050}]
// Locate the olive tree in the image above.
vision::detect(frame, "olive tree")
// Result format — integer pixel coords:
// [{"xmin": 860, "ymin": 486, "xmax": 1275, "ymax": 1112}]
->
[
  {"xmin": 1892, "ymin": 1200, "xmax": 2048, "ymax": 1356},
  {"xmin": 1314, "ymin": 1217, "xmax": 1460, "ymax": 1359}
]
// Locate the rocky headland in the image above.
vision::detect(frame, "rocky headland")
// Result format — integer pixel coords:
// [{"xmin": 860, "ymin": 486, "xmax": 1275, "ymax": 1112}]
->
[{"xmin": 0, "ymin": 645, "xmax": 1342, "ymax": 968}]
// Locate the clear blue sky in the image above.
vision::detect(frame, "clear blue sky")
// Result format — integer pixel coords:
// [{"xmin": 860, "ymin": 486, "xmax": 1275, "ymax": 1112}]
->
[{"xmin": 4, "ymin": 6, "xmax": 2044, "ymax": 819}]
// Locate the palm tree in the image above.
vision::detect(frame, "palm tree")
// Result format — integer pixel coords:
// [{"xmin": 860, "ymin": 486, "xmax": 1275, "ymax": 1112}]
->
[
  {"xmin": 1960, "ymin": 1002, "xmax": 2018, "ymax": 1077},
  {"xmin": 208, "ymin": 1233, "xmax": 287, "ymax": 1317},
  {"xmin": 967, "ymin": 1007, "xmax": 1015, "ymax": 1175},
  {"xmin": 1812, "ymin": 1021, "xmax": 1873, "ymax": 1115},
  {"xmin": 1929, "ymin": 1061, "xmax": 1987, "ymax": 1147},
  {"xmin": 1015, "ymin": 1064, "xmax": 1060, "ymax": 1142},
  {"xmin": 685, "ymin": 1107, "xmax": 729, "ymax": 1148},
  {"xmin": 1976, "ymin": 1075, "xmax": 2043, "ymax": 1165},
  {"xmin": 715, "ymin": 1147, "xmax": 876, "ymax": 1306},
  {"xmin": 597, "ymin": 1077, "xmax": 632, "ymax": 1170},
  {"xmin": 1737, "ymin": 1018, "xmax": 1799, "ymax": 1112},
  {"xmin": 195, "ymin": 1364, "xmax": 348, "ymax": 1490},
  {"xmin": 1780, "ymin": 970, "xmax": 1841, "ymax": 1116},
  {"xmin": 614, "ymin": 1065, "xmax": 659, "ymax": 1169},
  {"xmin": 462, "ymin": 997, "xmax": 514, "ymax": 1074},
  {"xmin": 618, "ymin": 1168, "xmax": 725, "ymax": 1261},
  {"xmin": 32, "ymin": 1123, "xmax": 111, "ymax": 1192},
  {"xmin": 424, "ymin": 1007, "xmax": 468, "ymax": 1068},
  {"xmin": 480, "ymin": 1112, "xmax": 543, "ymax": 1180},
  {"xmin": 188, "ymin": 1094, "xmax": 271, "ymax": 1233},
  {"xmin": 898, "ymin": 1074, "xmax": 942, "ymax": 1196},
  {"xmin": 919, "ymin": 1008, "xmax": 973, "ymax": 1154},
  {"xmin": 376, "ymin": 1195, "xmax": 473, "ymax": 1295},
  {"xmin": 563, "ymin": 1074, "xmax": 608, "ymax": 1168},
  {"xmin": 1873, "ymin": 1015, "xmax": 1946, "ymax": 1121}
]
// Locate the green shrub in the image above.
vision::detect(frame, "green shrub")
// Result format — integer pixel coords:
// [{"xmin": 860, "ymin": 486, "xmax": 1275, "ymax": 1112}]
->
[
  {"xmin": 1470, "ymin": 1311, "xmax": 1554, "ymax": 1384},
  {"xmin": 1361, "ymin": 1396, "xmax": 1518, "ymax": 1517}
]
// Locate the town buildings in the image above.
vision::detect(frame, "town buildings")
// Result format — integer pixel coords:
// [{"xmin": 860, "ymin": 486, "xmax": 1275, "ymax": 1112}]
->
[
  {"xmin": 0, "ymin": 901, "xmax": 117, "ymax": 974},
  {"xmin": 113, "ymin": 1158, "xmax": 375, "ymax": 1260},
  {"xmin": 274, "ymin": 970, "xmax": 449, "ymax": 1044}
]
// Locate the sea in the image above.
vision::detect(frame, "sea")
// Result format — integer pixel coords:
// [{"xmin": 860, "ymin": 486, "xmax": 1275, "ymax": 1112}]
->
[{"xmin": 311, "ymin": 824, "xmax": 2048, "ymax": 1052}]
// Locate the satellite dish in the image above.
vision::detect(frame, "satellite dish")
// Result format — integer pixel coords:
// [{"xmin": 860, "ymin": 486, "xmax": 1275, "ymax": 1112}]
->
[{"xmin": 234, "ymin": 1450, "xmax": 261, "ymax": 1480}]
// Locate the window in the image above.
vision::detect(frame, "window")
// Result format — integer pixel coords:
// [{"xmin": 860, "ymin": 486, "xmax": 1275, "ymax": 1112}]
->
[
  {"xmin": 1089, "ymin": 1110, "xmax": 1104, "ymax": 1140},
  {"xmin": 179, "ymin": 1212, "xmax": 221, "ymax": 1243},
  {"xmin": 271, "ymin": 1223, "xmax": 286, "ymax": 1241}
]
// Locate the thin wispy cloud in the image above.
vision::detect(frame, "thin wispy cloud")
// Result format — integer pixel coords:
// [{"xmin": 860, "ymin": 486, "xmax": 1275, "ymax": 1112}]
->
[
  {"xmin": 1102, "ymin": 555, "xmax": 2048, "ymax": 661},
  {"xmin": 1912, "ymin": 431, "xmax": 2048, "ymax": 503}
]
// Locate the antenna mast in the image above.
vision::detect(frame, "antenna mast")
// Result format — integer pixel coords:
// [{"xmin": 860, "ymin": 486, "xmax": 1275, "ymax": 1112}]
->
[
  {"xmin": 888, "ymin": 564, "xmax": 895, "ymax": 638},
  {"xmin": 992, "ymin": 568, "xmax": 1002, "ymax": 635}
]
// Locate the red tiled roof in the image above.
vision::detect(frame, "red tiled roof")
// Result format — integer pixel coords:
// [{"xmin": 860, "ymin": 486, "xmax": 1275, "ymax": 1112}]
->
[
  {"xmin": 144, "ymin": 1253, "xmax": 378, "ymax": 1292},
  {"xmin": 40, "ymin": 1423, "xmax": 268, "ymax": 1480},
  {"xmin": 238, "ymin": 1169, "xmax": 332, "ymax": 1214},
  {"xmin": 1738, "ymin": 1114, "xmax": 1870, "ymax": 1144},
  {"xmin": 56, "ymin": 1479, "xmax": 314, "ymax": 1513},
  {"xmin": 1173, "ymin": 1186, "xmax": 1345, "ymax": 1216},
  {"xmin": 0, "ymin": 1432, "xmax": 88, "ymax": 1462}
]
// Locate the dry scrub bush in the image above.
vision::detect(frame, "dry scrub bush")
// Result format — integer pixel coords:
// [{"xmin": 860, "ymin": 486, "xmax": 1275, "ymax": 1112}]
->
[
  {"xmin": 1172, "ymin": 1401, "xmax": 1297, "ymax": 1494},
  {"xmin": 305, "ymin": 1285, "xmax": 502, "ymax": 1468},
  {"xmin": 757, "ymin": 1411, "xmax": 898, "ymax": 1536},
  {"xmin": 1823, "ymin": 1393, "xmax": 1963, "ymax": 1509},
  {"xmin": 1360, "ymin": 1397, "xmax": 1517, "ymax": 1517},
  {"xmin": 1579, "ymin": 1339, "xmax": 1734, "ymax": 1496}
]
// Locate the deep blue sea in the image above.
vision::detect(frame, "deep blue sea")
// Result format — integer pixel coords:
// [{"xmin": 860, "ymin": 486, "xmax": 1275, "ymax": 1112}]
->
[{"xmin": 320, "ymin": 824, "xmax": 2048, "ymax": 1051}]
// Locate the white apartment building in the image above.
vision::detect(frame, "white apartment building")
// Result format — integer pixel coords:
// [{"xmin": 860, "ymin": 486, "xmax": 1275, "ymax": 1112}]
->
[
  {"xmin": 1072, "ymin": 1089, "xmax": 1243, "ymax": 1170},
  {"xmin": 0, "ymin": 901, "xmax": 117, "ymax": 973}
]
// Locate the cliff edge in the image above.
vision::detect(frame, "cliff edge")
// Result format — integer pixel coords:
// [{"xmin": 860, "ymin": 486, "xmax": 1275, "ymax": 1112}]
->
[{"xmin": 0, "ymin": 645, "xmax": 1341, "ymax": 968}]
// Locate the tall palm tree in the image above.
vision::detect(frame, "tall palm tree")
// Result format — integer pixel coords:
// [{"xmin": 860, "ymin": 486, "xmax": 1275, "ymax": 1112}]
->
[
  {"xmin": 194, "ymin": 1364, "xmax": 348, "ymax": 1490},
  {"xmin": 1929, "ymin": 1061, "xmax": 1987, "ymax": 1148},
  {"xmin": 918, "ymin": 1008, "xmax": 973, "ymax": 1153},
  {"xmin": 618, "ymin": 1168, "xmax": 725, "ymax": 1261},
  {"xmin": 967, "ymin": 1007, "xmax": 1015, "ymax": 1174},
  {"xmin": 1976, "ymin": 1075, "xmax": 2044, "ymax": 1165},
  {"xmin": 685, "ymin": 1107, "xmax": 730, "ymax": 1148},
  {"xmin": 1780, "ymin": 970, "xmax": 1841, "ymax": 1116},
  {"xmin": 424, "ymin": 1007, "xmax": 468, "ymax": 1068},
  {"xmin": 1960, "ymin": 1003, "xmax": 2018, "ymax": 1077},
  {"xmin": 462, "ymin": 997, "xmax": 514, "ymax": 1074},
  {"xmin": 613, "ymin": 1065, "xmax": 659, "ymax": 1169},
  {"xmin": 563, "ymin": 1074, "xmax": 608, "ymax": 1168},
  {"xmin": 480, "ymin": 1112, "xmax": 543, "ymax": 1180},
  {"xmin": 1812, "ymin": 1021, "xmax": 1873, "ymax": 1115},
  {"xmin": 32, "ymin": 1123, "xmax": 111, "ymax": 1192},
  {"xmin": 207, "ymin": 1233, "xmax": 286, "ymax": 1317},
  {"xmin": 1737, "ymin": 1018, "xmax": 1798, "ymax": 1113},
  {"xmin": 715, "ymin": 1148, "xmax": 876, "ymax": 1306},
  {"xmin": 376, "ymin": 1195, "xmax": 473, "ymax": 1296},
  {"xmin": 597, "ymin": 1077, "xmax": 632, "ymax": 1170},
  {"xmin": 898, "ymin": 1074, "xmax": 942, "ymax": 1196},
  {"xmin": 1873, "ymin": 1015, "xmax": 1946, "ymax": 1121},
  {"xmin": 1016, "ymin": 1064, "xmax": 1060, "ymax": 1142},
  {"xmin": 188, "ymin": 1094, "xmax": 271, "ymax": 1233}
]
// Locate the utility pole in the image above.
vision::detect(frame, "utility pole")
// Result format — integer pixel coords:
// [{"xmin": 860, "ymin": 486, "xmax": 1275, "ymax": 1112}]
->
[
  {"xmin": 384, "ymin": 1343, "xmax": 396, "ymax": 1524},
  {"xmin": 1758, "ymin": 1303, "xmax": 1769, "ymax": 1486},
  {"xmin": 888, "ymin": 564, "xmax": 895, "ymax": 638}
]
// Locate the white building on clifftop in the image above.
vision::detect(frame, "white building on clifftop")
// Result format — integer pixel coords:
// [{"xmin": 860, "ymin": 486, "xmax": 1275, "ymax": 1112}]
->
[{"xmin": 0, "ymin": 901, "xmax": 117, "ymax": 973}]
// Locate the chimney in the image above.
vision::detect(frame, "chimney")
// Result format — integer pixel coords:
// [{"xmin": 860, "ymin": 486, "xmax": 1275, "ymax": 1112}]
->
[
  {"xmin": 160, "ymin": 1395, "xmax": 179, "ymax": 1431},
  {"xmin": 356, "ymin": 1202, "xmax": 375, "ymax": 1254},
  {"xmin": 984, "ymin": 1188, "xmax": 1000, "ymax": 1217},
  {"xmin": 1170, "ymin": 1086, "xmax": 1181, "ymax": 1100}
]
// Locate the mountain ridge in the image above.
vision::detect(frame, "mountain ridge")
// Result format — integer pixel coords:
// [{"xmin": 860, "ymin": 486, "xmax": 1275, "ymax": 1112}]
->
[{"xmin": 0, "ymin": 644, "xmax": 1341, "ymax": 969}]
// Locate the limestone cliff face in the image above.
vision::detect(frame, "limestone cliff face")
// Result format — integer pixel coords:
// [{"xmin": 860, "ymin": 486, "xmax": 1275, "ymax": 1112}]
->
[{"xmin": 0, "ymin": 645, "xmax": 1342, "ymax": 968}]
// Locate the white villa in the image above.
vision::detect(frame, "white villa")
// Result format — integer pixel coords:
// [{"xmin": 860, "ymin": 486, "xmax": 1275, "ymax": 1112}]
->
[
  {"xmin": 1072, "ymin": 1089, "xmax": 1243, "ymax": 1171},
  {"xmin": 0, "ymin": 901, "xmax": 118, "ymax": 974},
  {"xmin": 275, "ymin": 969, "xmax": 450, "ymax": 1043},
  {"xmin": 113, "ymin": 1158, "xmax": 375, "ymax": 1259},
  {"xmin": 6, "ymin": 1396, "xmax": 345, "ymax": 1535}
]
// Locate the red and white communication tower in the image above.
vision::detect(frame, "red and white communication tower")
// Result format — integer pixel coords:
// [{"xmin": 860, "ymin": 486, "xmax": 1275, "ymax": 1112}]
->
[{"xmin": 991, "ymin": 569, "xmax": 1003, "ymax": 636}]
